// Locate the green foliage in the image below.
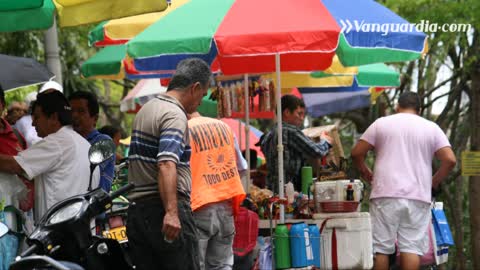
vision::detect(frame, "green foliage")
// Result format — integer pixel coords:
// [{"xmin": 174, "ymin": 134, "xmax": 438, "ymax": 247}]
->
[
  {"xmin": 0, "ymin": 31, "xmax": 44, "ymax": 59},
  {"xmin": 4, "ymin": 87, "xmax": 36, "ymax": 104}
]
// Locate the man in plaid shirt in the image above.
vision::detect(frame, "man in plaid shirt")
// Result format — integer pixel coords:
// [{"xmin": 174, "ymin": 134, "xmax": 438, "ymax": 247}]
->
[{"xmin": 259, "ymin": 95, "xmax": 332, "ymax": 193}]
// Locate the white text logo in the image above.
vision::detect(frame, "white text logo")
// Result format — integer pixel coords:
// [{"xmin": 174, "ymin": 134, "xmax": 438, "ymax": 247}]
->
[{"xmin": 340, "ymin": 20, "xmax": 472, "ymax": 36}]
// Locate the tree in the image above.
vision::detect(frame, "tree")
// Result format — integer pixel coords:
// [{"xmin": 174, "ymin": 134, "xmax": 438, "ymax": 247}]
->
[{"xmin": 468, "ymin": 30, "xmax": 480, "ymax": 269}]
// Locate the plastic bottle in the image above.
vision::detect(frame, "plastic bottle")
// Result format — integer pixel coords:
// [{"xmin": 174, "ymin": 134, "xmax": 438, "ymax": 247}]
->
[
  {"xmin": 264, "ymin": 79, "xmax": 271, "ymax": 111},
  {"xmin": 269, "ymin": 79, "xmax": 276, "ymax": 111},
  {"xmin": 301, "ymin": 166, "xmax": 313, "ymax": 196},
  {"xmin": 290, "ymin": 222, "xmax": 311, "ymax": 268},
  {"xmin": 237, "ymin": 81, "xmax": 244, "ymax": 112},
  {"xmin": 274, "ymin": 224, "xmax": 291, "ymax": 269},
  {"xmin": 230, "ymin": 83, "xmax": 237, "ymax": 112},
  {"xmin": 346, "ymin": 184, "xmax": 354, "ymax": 201},
  {"xmin": 308, "ymin": 224, "xmax": 321, "ymax": 267},
  {"xmin": 223, "ymin": 83, "xmax": 231, "ymax": 117},
  {"xmin": 258, "ymin": 81, "xmax": 265, "ymax": 111},
  {"xmin": 286, "ymin": 182, "xmax": 295, "ymax": 204}
]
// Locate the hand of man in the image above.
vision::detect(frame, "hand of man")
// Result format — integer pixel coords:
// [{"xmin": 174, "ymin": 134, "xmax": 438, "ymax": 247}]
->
[
  {"xmin": 320, "ymin": 131, "xmax": 333, "ymax": 145},
  {"xmin": 360, "ymin": 167, "xmax": 373, "ymax": 183},
  {"xmin": 162, "ymin": 211, "xmax": 181, "ymax": 242}
]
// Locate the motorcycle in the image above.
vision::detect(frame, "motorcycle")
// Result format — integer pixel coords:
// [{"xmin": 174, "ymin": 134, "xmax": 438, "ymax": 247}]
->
[
  {"xmin": 95, "ymin": 158, "xmax": 131, "ymax": 265},
  {"xmin": 9, "ymin": 139, "xmax": 135, "ymax": 270}
]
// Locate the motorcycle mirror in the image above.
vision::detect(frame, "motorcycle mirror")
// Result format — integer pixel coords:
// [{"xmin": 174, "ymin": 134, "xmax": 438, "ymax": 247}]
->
[
  {"xmin": 88, "ymin": 139, "xmax": 116, "ymax": 165},
  {"xmin": 0, "ymin": 222, "xmax": 8, "ymax": 237}
]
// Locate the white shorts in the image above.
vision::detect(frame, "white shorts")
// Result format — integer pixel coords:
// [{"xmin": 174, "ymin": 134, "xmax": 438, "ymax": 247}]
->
[{"xmin": 370, "ymin": 198, "xmax": 430, "ymax": 256}]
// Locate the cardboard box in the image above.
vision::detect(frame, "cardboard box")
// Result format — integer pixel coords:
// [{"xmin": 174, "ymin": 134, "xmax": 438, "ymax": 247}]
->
[{"xmin": 302, "ymin": 125, "xmax": 344, "ymax": 168}]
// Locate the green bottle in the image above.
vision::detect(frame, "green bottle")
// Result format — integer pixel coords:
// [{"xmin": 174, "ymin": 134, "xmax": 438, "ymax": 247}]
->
[
  {"xmin": 274, "ymin": 224, "xmax": 291, "ymax": 269},
  {"xmin": 301, "ymin": 166, "xmax": 313, "ymax": 195}
]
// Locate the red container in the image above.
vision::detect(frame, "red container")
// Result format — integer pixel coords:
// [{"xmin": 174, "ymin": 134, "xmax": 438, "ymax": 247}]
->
[
  {"xmin": 320, "ymin": 201, "xmax": 359, "ymax": 213},
  {"xmin": 233, "ymin": 207, "xmax": 259, "ymax": 256}
]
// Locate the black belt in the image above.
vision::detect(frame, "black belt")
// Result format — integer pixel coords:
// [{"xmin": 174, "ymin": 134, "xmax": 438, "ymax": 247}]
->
[{"xmin": 133, "ymin": 192, "xmax": 190, "ymax": 203}]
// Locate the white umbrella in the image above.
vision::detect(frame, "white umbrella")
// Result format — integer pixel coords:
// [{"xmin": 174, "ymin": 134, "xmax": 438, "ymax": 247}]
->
[{"xmin": 120, "ymin": 79, "xmax": 167, "ymax": 113}]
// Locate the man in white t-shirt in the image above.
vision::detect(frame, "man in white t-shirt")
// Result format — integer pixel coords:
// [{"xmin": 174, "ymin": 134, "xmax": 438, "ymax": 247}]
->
[
  {"xmin": 351, "ymin": 92, "xmax": 456, "ymax": 270},
  {"xmin": 0, "ymin": 91, "xmax": 95, "ymax": 221}
]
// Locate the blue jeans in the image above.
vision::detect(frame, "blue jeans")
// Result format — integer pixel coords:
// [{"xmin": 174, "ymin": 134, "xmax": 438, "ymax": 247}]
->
[{"xmin": 126, "ymin": 195, "xmax": 200, "ymax": 270}]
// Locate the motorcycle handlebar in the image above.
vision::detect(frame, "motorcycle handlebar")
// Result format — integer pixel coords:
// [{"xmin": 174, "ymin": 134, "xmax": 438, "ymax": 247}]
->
[
  {"xmin": 110, "ymin": 183, "xmax": 135, "ymax": 200},
  {"xmin": 117, "ymin": 157, "xmax": 129, "ymax": 164},
  {"xmin": 20, "ymin": 243, "xmax": 39, "ymax": 257},
  {"xmin": 114, "ymin": 161, "xmax": 128, "ymax": 172}
]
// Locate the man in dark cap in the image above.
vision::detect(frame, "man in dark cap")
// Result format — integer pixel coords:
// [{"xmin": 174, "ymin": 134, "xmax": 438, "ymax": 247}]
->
[{"xmin": 0, "ymin": 91, "xmax": 94, "ymax": 220}]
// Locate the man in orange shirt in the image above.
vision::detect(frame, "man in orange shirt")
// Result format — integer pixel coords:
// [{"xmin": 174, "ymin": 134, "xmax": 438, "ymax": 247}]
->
[{"xmin": 188, "ymin": 113, "xmax": 247, "ymax": 270}]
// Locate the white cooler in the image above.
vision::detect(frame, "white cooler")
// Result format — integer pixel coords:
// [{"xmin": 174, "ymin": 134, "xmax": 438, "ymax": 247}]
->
[
  {"xmin": 313, "ymin": 212, "xmax": 373, "ymax": 270},
  {"xmin": 313, "ymin": 179, "xmax": 363, "ymax": 212}
]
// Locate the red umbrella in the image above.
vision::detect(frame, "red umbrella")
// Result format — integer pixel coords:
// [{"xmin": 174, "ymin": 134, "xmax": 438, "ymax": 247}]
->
[{"xmin": 220, "ymin": 118, "xmax": 264, "ymax": 159}]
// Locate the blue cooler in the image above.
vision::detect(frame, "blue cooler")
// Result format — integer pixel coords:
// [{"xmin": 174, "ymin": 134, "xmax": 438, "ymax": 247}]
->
[
  {"xmin": 289, "ymin": 222, "xmax": 313, "ymax": 267},
  {"xmin": 308, "ymin": 224, "xmax": 321, "ymax": 267}
]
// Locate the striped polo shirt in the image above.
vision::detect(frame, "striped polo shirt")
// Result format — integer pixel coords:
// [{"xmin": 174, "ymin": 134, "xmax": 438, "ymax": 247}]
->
[{"xmin": 128, "ymin": 94, "xmax": 192, "ymax": 200}]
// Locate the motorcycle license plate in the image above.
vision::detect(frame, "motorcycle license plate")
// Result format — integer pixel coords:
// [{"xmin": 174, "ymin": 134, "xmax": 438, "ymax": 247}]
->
[{"xmin": 103, "ymin": 226, "xmax": 128, "ymax": 243}]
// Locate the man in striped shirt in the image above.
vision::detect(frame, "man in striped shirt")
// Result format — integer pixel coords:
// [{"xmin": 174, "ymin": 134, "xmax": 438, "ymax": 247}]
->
[{"xmin": 126, "ymin": 58, "xmax": 211, "ymax": 270}]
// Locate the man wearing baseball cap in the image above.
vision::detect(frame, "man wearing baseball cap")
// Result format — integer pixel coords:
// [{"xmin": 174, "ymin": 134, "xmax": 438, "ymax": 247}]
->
[
  {"xmin": 39, "ymin": 80, "xmax": 63, "ymax": 94},
  {"xmin": 0, "ymin": 91, "xmax": 96, "ymax": 220}
]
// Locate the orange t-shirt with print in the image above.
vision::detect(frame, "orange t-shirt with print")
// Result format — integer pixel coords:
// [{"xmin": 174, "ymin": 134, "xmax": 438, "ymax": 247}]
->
[{"xmin": 188, "ymin": 117, "xmax": 245, "ymax": 215}]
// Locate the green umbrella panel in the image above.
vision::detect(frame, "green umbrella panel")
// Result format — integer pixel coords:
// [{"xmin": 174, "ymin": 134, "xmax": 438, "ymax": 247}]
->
[
  {"xmin": 0, "ymin": 0, "xmax": 44, "ymax": 11},
  {"xmin": 81, "ymin": 45, "xmax": 125, "ymax": 79},
  {"xmin": 0, "ymin": 0, "xmax": 55, "ymax": 32},
  {"xmin": 197, "ymin": 90, "xmax": 218, "ymax": 118},
  {"xmin": 336, "ymin": 35, "xmax": 425, "ymax": 67},
  {"xmin": 311, "ymin": 63, "xmax": 400, "ymax": 88}
]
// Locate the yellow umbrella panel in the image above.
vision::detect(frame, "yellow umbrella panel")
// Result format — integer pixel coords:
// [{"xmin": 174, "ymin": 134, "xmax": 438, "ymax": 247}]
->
[
  {"xmin": 88, "ymin": 0, "xmax": 189, "ymax": 46},
  {"xmin": 260, "ymin": 55, "xmax": 358, "ymax": 92},
  {"xmin": 53, "ymin": 0, "xmax": 169, "ymax": 27}
]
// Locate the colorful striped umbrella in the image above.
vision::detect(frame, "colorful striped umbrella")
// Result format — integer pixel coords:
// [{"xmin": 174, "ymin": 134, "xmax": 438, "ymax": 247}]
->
[
  {"xmin": 81, "ymin": 46, "xmax": 355, "ymax": 81},
  {"xmin": 295, "ymin": 63, "xmax": 400, "ymax": 116},
  {"xmin": 80, "ymin": 45, "xmax": 398, "ymax": 90},
  {"xmin": 306, "ymin": 63, "xmax": 400, "ymax": 89},
  {"xmin": 0, "ymin": 0, "xmax": 169, "ymax": 32},
  {"xmin": 127, "ymin": 0, "xmax": 341, "ymax": 75},
  {"xmin": 89, "ymin": 0, "xmax": 427, "ymax": 68},
  {"xmin": 258, "ymin": 62, "xmax": 399, "ymax": 91}
]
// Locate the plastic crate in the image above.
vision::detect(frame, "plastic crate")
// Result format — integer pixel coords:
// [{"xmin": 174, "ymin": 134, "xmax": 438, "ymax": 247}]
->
[
  {"xmin": 320, "ymin": 201, "xmax": 359, "ymax": 213},
  {"xmin": 233, "ymin": 207, "xmax": 259, "ymax": 256}
]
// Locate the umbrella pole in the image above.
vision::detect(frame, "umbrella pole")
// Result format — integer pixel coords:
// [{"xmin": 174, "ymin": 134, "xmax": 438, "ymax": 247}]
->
[
  {"xmin": 244, "ymin": 74, "xmax": 250, "ymax": 193},
  {"xmin": 275, "ymin": 53, "xmax": 285, "ymax": 224},
  {"xmin": 238, "ymin": 119, "xmax": 242, "ymax": 155},
  {"xmin": 44, "ymin": 17, "xmax": 62, "ymax": 84}
]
